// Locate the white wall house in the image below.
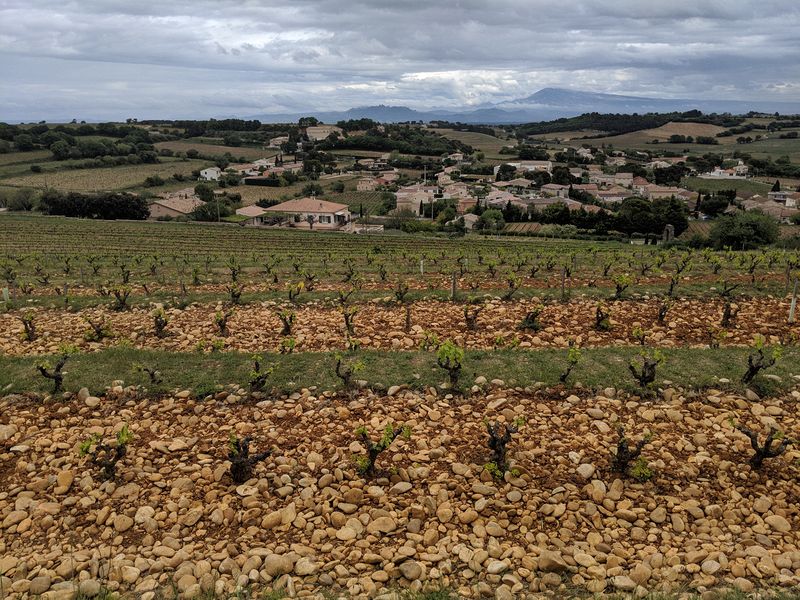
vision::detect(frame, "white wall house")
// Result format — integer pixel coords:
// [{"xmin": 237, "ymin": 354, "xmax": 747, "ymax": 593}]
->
[{"xmin": 199, "ymin": 167, "xmax": 222, "ymax": 181}]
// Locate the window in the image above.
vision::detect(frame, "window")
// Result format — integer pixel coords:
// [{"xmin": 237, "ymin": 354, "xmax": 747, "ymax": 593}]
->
[{"xmin": 319, "ymin": 215, "xmax": 331, "ymax": 224}]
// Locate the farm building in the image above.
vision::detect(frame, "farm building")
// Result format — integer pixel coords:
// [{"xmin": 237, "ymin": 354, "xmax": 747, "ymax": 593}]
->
[
  {"xmin": 263, "ymin": 197, "xmax": 351, "ymax": 230},
  {"xmin": 199, "ymin": 167, "xmax": 222, "ymax": 181},
  {"xmin": 235, "ymin": 205, "xmax": 270, "ymax": 226},
  {"xmin": 149, "ymin": 193, "xmax": 205, "ymax": 219}
]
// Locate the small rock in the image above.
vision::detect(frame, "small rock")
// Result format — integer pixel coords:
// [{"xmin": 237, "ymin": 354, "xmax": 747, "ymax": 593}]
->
[{"xmin": 576, "ymin": 463, "xmax": 595, "ymax": 480}]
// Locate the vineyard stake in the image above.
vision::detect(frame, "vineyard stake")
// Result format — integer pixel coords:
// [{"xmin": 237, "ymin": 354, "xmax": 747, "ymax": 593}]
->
[{"xmin": 790, "ymin": 278, "xmax": 798, "ymax": 324}]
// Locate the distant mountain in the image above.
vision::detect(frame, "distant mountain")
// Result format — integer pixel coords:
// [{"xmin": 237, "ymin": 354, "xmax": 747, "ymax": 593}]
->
[{"xmin": 251, "ymin": 87, "xmax": 800, "ymax": 124}]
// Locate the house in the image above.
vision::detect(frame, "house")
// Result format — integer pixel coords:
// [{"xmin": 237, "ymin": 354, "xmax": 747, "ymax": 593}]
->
[
  {"xmin": 787, "ymin": 192, "xmax": 800, "ymax": 209},
  {"xmin": 446, "ymin": 213, "xmax": 480, "ymax": 230},
  {"xmin": 614, "ymin": 172, "xmax": 634, "ymax": 187},
  {"xmin": 357, "ymin": 178, "xmax": 378, "ymax": 192},
  {"xmin": 632, "ymin": 177, "xmax": 650, "ymax": 196},
  {"xmin": 442, "ymin": 183, "xmax": 471, "ymax": 199},
  {"xmin": 606, "ymin": 156, "xmax": 627, "ymax": 167},
  {"xmin": 485, "ymin": 189, "xmax": 524, "ymax": 210},
  {"xmin": 769, "ymin": 190, "xmax": 791, "ymax": 204},
  {"xmin": 263, "ymin": 197, "xmax": 351, "ymax": 229},
  {"xmin": 436, "ymin": 171, "xmax": 454, "ymax": 185},
  {"xmin": 397, "ymin": 191, "xmax": 434, "ymax": 215},
  {"xmin": 742, "ymin": 197, "xmax": 799, "ymax": 223},
  {"xmin": 149, "ymin": 191, "xmax": 205, "ymax": 219},
  {"xmin": 235, "ymin": 205, "xmax": 269, "ymax": 226},
  {"xmin": 540, "ymin": 183, "xmax": 570, "ymax": 198},
  {"xmin": 269, "ymin": 136, "xmax": 289, "ymax": 148},
  {"xmin": 645, "ymin": 185, "xmax": 686, "ymax": 200},
  {"xmin": 305, "ymin": 125, "xmax": 343, "ymax": 141},
  {"xmin": 199, "ymin": 167, "xmax": 222, "ymax": 181},
  {"xmin": 446, "ymin": 152, "xmax": 465, "ymax": 163},
  {"xmin": 457, "ymin": 197, "xmax": 478, "ymax": 214},
  {"xmin": 492, "ymin": 160, "xmax": 552, "ymax": 177}
]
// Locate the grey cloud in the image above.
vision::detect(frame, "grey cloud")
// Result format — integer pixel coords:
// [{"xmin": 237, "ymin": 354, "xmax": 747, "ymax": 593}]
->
[{"xmin": 0, "ymin": 0, "xmax": 798, "ymax": 120}]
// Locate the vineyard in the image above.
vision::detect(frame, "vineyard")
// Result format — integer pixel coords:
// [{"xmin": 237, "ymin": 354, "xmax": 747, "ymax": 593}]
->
[
  {"xmin": 0, "ymin": 159, "xmax": 208, "ymax": 192},
  {"xmin": 2, "ymin": 213, "xmax": 800, "ymax": 599}
]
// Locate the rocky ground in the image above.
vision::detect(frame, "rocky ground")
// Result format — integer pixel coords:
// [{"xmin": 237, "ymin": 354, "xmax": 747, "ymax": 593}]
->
[
  {"xmin": 2, "ymin": 380, "xmax": 800, "ymax": 599},
  {"xmin": 3, "ymin": 297, "xmax": 798, "ymax": 357}
]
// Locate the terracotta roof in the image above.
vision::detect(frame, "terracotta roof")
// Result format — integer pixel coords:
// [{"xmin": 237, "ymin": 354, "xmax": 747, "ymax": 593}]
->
[
  {"xmin": 151, "ymin": 196, "xmax": 205, "ymax": 214},
  {"xmin": 263, "ymin": 197, "xmax": 349, "ymax": 214}
]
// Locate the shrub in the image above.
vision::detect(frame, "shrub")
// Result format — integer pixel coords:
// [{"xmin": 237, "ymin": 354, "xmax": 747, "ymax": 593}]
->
[
  {"xmin": 342, "ymin": 305, "xmax": 358, "ymax": 336},
  {"xmin": 277, "ymin": 310, "xmax": 294, "ymax": 335},
  {"xmin": 335, "ymin": 352, "xmax": 365, "ymax": 390},
  {"xmin": 612, "ymin": 273, "xmax": 632, "ymax": 300},
  {"xmin": 559, "ymin": 345, "xmax": 581, "ymax": 384},
  {"xmin": 79, "ymin": 424, "xmax": 133, "ymax": 481},
  {"xmin": 741, "ymin": 335, "xmax": 781, "ymax": 384},
  {"xmin": 111, "ymin": 285, "xmax": 131, "ymax": 311},
  {"xmin": 611, "ymin": 426, "xmax": 653, "ymax": 481},
  {"xmin": 628, "ymin": 348, "xmax": 664, "ymax": 389},
  {"xmin": 84, "ymin": 317, "xmax": 112, "ymax": 341},
  {"xmin": 519, "ymin": 304, "xmax": 544, "ymax": 331},
  {"xmin": 249, "ymin": 355, "xmax": 273, "ymax": 393},
  {"xmin": 353, "ymin": 423, "xmax": 410, "ymax": 477},
  {"xmin": 733, "ymin": 421, "xmax": 791, "ymax": 470},
  {"xmin": 436, "ymin": 340, "xmax": 464, "ymax": 390},
  {"xmin": 135, "ymin": 364, "xmax": 162, "ymax": 385},
  {"xmin": 214, "ymin": 309, "xmax": 233, "ymax": 336},
  {"xmin": 502, "ymin": 272, "xmax": 521, "ymax": 301},
  {"xmin": 485, "ymin": 418, "xmax": 524, "ymax": 476},
  {"xmin": 594, "ymin": 302, "xmax": 611, "ymax": 331},
  {"xmin": 228, "ymin": 434, "xmax": 270, "ymax": 484},
  {"xmin": 20, "ymin": 311, "xmax": 36, "ymax": 341},
  {"xmin": 463, "ymin": 302, "xmax": 483, "ymax": 331},
  {"xmin": 35, "ymin": 345, "xmax": 77, "ymax": 393},
  {"xmin": 152, "ymin": 308, "xmax": 169, "ymax": 338}
]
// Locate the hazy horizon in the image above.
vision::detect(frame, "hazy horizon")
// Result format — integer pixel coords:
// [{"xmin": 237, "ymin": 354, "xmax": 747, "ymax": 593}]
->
[{"xmin": 2, "ymin": 0, "xmax": 799, "ymax": 122}]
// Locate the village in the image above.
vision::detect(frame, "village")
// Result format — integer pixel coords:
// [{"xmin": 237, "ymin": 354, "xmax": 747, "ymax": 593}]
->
[{"xmin": 145, "ymin": 123, "xmax": 800, "ymax": 241}]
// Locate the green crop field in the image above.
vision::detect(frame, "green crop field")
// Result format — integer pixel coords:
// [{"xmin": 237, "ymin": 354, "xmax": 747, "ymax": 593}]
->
[
  {"xmin": 681, "ymin": 176, "xmax": 772, "ymax": 195},
  {"xmin": 155, "ymin": 140, "xmax": 279, "ymax": 160}
]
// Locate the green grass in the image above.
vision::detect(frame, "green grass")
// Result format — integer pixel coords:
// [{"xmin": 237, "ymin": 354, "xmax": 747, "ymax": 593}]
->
[
  {"xmin": 430, "ymin": 128, "xmax": 514, "ymax": 159},
  {"xmin": 2, "ymin": 345, "xmax": 797, "ymax": 397},
  {"xmin": 682, "ymin": 177, "xmax": 772, "ymax": 195}
]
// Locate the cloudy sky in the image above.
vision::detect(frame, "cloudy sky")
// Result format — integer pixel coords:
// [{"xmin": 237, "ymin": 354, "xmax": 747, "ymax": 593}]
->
[{"xmin": 1, "ymin": 0, "xmax": 799, "ymax": 121}]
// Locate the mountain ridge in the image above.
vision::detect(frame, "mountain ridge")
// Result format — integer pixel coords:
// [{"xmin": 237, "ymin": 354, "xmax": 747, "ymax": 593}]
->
[{"xmin": 249, "ymin": 88, "xmax": 800, "ymax": 124}]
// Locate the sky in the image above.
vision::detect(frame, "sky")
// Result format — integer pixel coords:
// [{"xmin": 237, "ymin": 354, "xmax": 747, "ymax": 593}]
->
[{"xmin": 1, "ymin": 0, "xmax": 799, "ymax": 121}]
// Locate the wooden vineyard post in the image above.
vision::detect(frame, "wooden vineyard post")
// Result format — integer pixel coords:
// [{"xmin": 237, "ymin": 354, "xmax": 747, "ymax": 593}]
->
[
  {"xmin": 790, "ymin": 277, "xmax": 798, "ymax": 324},
  {"xmin": 450, "ymin": 272, "xmax": 458, "ymax": 302},
  {"xmin": 419, "ymin": 260, "xmax": 424, "ymax": 276}
]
